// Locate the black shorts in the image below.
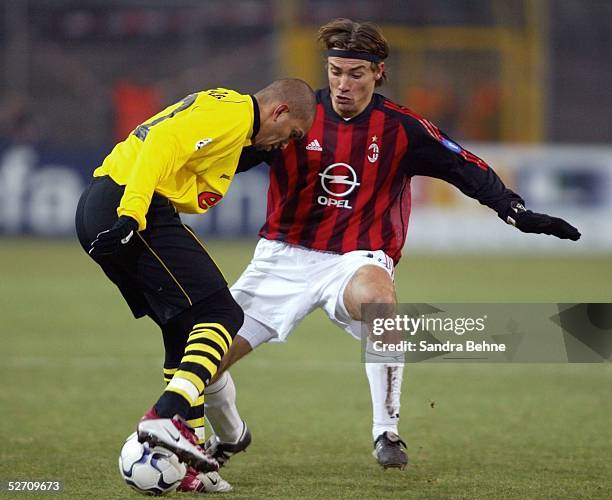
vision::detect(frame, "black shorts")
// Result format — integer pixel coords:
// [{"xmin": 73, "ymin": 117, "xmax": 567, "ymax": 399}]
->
[{"xmin": 75, "ymin": 176, "xmax": 227, "ymax": 324}]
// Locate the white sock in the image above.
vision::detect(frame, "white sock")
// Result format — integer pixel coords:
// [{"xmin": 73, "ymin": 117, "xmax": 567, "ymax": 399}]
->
[
  {"xmin": 365, "ymin": 362, "xmax": 404, "ymax": 441},
  {"xmin": 204, "ymin": 371, "xmax": 243, "ymax": 444}
]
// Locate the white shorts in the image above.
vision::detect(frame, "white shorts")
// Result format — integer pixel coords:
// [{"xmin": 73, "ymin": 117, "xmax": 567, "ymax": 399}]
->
[{"xmin": 230, "ymin": 239, "xmax": 394, "ymax": 344}]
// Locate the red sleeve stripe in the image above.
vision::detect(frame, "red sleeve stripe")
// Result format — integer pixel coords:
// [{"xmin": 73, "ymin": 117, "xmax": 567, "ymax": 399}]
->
[
  {"xmin": 459, "ymin": 149, "xmax": 489, "ymax": 171},
  {"xmin": 384, "ymin": 100, "xmax": 444, "ymax": 140}
]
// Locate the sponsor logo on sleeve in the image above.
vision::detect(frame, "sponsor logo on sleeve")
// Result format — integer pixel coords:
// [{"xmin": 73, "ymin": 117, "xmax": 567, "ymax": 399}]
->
[{"xmin": 441, "ymin": 137, "xmax": 462, "ymax": 153}]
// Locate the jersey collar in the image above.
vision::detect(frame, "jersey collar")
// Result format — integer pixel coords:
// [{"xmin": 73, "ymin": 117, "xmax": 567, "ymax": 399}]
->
[{"xmin": 250, "ymin": 95, "xmax": 261, "ymax": 139}]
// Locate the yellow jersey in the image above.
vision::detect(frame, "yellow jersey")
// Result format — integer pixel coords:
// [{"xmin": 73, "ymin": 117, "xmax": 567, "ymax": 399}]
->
[{"xmin": 94, "ymin": 88, "xmax": 259, "ymax": 230}]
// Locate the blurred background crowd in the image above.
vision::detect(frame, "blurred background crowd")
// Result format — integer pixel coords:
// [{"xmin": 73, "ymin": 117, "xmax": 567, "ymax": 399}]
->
[{"xmin": 0, "ymin": 0, "xmax": 610, "ymax": 253}]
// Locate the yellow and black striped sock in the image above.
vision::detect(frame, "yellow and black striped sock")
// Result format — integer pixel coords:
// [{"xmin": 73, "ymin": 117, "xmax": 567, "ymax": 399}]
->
[
  {"xmin": 156, "ymin": 322, "xmax": 231, "ymax": 419},
  {"xmin": 162, "ymin": 367, "xmax": 206, "ymax": 443},
  {"xmin": 163, "ymin": 367, "xmax": 177, "ymax": 385},
  {"xmin": 187, "ymin": 394, "xmax": 206, "ymax": 445}
]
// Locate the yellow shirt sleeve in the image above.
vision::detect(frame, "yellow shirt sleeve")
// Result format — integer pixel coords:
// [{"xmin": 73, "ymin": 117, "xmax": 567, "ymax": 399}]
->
[{"xmin": 117, "ymin": 128, "xmax": 181, "ymax": 230}]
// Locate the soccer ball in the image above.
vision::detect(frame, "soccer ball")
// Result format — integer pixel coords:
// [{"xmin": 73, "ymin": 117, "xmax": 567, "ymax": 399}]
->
[{"xmin": 118, "ymin": 432, "xmax": 187, "ymax": 496}]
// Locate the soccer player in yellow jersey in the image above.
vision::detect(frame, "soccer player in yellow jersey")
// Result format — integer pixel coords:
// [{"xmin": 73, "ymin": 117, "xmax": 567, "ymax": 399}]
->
[{"xmin": 75, "ymin": 79, "xmax": 315, "ymax": 493}]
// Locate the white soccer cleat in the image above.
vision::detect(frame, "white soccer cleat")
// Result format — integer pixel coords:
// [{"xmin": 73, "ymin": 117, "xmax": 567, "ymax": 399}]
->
[
  {"xmin": 178, "ymin": 467, "xmax": 233, "ymax": 493},
  {"xmin": 137, "ymin": 409, "xmax": 219, "ymax": 474}
]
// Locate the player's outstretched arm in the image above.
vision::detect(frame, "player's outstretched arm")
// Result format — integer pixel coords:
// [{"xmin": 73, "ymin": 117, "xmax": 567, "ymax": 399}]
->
[
  {"xmin": 504, "ymin": 200, "xmax": 580, "ymax": 240},
  {"xmin": 402, "ymin": 118, "xmax": 581, "ymax": 242}
]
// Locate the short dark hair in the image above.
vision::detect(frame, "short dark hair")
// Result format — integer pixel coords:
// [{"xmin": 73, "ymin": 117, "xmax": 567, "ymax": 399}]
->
[
  {"xmin": 255, "ymin": 78, "xmax": 316, "ymax": 123},
  {"xmin": 318, "ymin": 18, "xmax": 389, "ymax": 87}
]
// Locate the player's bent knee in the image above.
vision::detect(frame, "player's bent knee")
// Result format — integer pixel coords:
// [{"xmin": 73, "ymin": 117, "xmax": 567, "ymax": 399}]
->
[
  {"xmin": 354, "ymin": 287, "xmax": 396, "ymax": 322},
  {"xmin": 190, "ymin": 286, "xmax": 245, "ymax": 339},
  {"xmin": 344, "ymin": 266, "xmax": 396, "ymax": 320},
  {"xmin": 222, "ymin": 294, "xmax": 245, "ymax": 338},
  {"xmin": 362, "ymin": 286, "xmax": 396, "ymax": 306},
  {"xmin": 160, "ymin": 310, "xmax": 193, "ymax": 368}
]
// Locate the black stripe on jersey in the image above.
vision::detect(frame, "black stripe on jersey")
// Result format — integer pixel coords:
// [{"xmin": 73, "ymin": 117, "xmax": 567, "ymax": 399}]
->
[
  {"xmin": 326, "ymin": 120, "xmax": 370, "ymax": 252},
  {"xmin": 279, "ymin": 139, "xmax": 310, "ymax": 231},
  {"xmin": 261, "ymin": 151, "xmax": 288, "ymax": 236},
  {"xmin": 270, "ymin": 146, "xmax": 300, "ymax": 234},
  {"xmin": 378, "ymin": 118, "xmax": 403, "ymax": 247},
  {"xmin": 396, "ymin": 177, "xmax": 411, "ymax": 256},
  {"xmin": 278, "ymin": 141, "xmax": 308, "ymax": 236},
  {"xmin": 357, "ymin": 117, "xmax": 401, "ymax": 250},
  {"xmin": 381, "ymin": 151, "xmax": 408, "ymax": 247},
  {"xmin": 298, "ymin": 117, "xmax": 340, "ymax": 245}
]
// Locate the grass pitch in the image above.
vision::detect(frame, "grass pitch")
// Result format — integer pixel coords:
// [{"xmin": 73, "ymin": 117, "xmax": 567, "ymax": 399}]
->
[{"xmin": 1, "ymin": 239, "xmax": 611, "ymax": 499}]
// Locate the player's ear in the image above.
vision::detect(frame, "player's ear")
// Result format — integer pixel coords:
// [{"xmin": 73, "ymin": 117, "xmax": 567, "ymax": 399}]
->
[
  {"xmin": 374, "ymin": 62, "xmax": 385, "ymax": 80},
  {"xmin": 272, "ymin": 103, "xmax": 289, "ymax": 121}
]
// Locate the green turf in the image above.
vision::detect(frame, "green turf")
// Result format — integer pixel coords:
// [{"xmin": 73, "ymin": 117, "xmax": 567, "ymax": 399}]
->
[{"xmin": 1, "ymin": 239, "xmax": 611, "ymax": 499}]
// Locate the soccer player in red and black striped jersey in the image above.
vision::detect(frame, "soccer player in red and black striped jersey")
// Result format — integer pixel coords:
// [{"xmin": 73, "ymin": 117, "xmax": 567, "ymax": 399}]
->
[{"xmin": 202, "ymin": 19, "xmax": 580, "ymax": 469}]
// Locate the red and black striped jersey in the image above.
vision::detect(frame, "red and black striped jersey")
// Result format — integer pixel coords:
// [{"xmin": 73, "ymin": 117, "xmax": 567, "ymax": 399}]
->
[{"xmin": 238, "ymin": 88, "xmax": 521, "ymax": 263}]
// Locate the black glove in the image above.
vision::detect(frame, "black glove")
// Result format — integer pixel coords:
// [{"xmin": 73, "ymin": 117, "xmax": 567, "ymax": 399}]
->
[
  {"xmin": 88, "ymin": 216, "xmax": 139, "ymax": 257},
  {"xmin": 506, "ymin": 201, "xmax": 580, "ymax": 241}
]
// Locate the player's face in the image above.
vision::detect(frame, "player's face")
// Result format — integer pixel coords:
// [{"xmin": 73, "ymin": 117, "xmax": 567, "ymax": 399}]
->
[
  {"xmin": 327, "ymin": 57, "xmax": 383, "ymax": 119},
  {"xmin": 253, "ymin": 107, "xmax": 311, "ymax": 152}
]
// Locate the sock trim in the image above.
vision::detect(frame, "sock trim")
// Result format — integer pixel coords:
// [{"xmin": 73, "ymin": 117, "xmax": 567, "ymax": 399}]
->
[
  {"xmin": 174, "ymin": 370, "xmax": 206, "ymax": 394},
  {"xmin": 166, "ymin": 377, "xmax": 199, "ymax": 404},
  {"xmin": 204, "ymin": 372, "xmax": 229, "ymax": 396}
]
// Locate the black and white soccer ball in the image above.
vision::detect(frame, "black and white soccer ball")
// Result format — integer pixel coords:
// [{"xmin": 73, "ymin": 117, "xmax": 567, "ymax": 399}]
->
[{"xmin": 118, "ymin": 432, "xmax": 187, "ymax": 496}]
